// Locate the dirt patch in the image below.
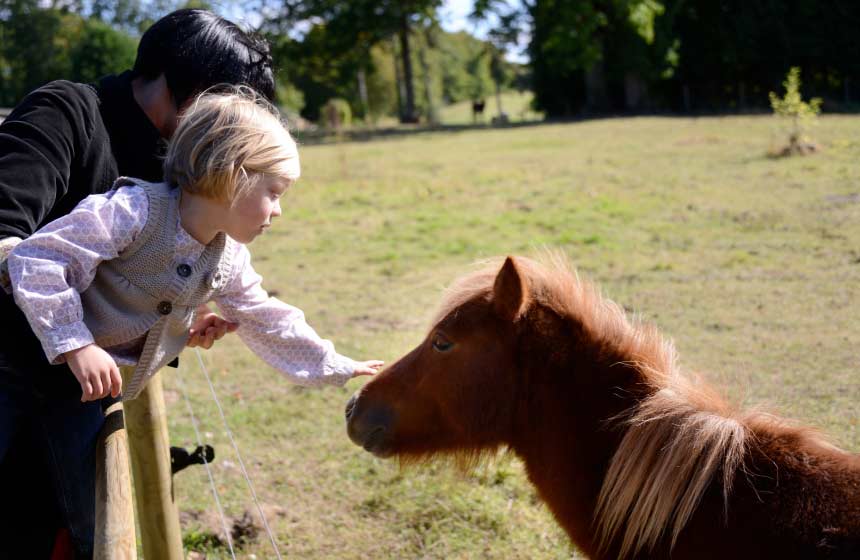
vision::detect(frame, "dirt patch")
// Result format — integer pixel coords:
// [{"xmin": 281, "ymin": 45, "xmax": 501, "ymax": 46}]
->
[
  {"xmin": 768, "ymin": 140, "xmax": 819, "ymax": 157},
  {"xmin": 824, "ymin": 193, "xmax": 860, "ymax": 206},
  {"xmin": 181, "ymin": 503, "xmax": 287, "ymax": 552}
]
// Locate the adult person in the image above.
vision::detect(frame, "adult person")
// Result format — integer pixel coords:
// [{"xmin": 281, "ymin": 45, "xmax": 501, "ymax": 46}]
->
[{"xmin": 0, "ymin": 9, "xmax": 276, "ymax": 557}]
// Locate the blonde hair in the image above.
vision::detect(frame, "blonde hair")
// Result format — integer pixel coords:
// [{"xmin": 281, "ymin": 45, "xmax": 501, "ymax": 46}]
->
[{"xmin": 163, "ymin": 85, "xmax": 299, "ymax": 203}]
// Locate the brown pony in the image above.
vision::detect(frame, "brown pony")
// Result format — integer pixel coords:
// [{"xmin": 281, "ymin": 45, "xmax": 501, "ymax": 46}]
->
[{"xmin": 346, "ymin": 255, "xmax": 860, "ymax": 559}]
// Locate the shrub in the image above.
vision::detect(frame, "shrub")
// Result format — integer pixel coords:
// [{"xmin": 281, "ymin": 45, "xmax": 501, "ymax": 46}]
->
[
  {"xmin": 321, "ymin": 97, "xmax": 352, "ymax": 129},
  {"xmin": 768, "ymin": 67, "xmax": 822, "ymax": 156}
]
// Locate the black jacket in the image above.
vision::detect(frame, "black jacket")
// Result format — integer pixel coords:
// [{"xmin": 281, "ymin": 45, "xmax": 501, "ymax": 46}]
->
[
  {"xmin": 0, "ymin": 71, "xmax": 165, "ymax": 241},
  {"xmin": 0, "ymin": 71, "xmax": 165, "ymax": 393}
]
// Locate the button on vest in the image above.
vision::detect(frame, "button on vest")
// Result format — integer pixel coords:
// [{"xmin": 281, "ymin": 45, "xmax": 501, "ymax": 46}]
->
[
  {"xmin": 157, "ymin": 301, "xmax": 172, "ymax": 315},
  {"xmin": 177, "ymin": 263, "xmax": 192, "ymax": 277}
]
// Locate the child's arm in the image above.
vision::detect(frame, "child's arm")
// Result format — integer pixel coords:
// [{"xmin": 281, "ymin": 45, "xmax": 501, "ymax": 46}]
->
[
  {"xmin": 213, "ymin": 244, "xmax": 383, "ymax": 387},
  {"xmin": 7, "ymin": 185, "xmax": 148, "ymax": 398}
]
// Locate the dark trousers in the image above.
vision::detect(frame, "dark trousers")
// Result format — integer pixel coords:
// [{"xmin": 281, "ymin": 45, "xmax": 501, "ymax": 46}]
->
[{"xmin": 0, "ymin": 291, "xmax": 103, "ymax": 559}]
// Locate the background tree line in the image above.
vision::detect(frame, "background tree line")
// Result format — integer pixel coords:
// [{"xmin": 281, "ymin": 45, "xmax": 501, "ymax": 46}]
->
[
  {"xmin": 1, "ymin": 0, "xmax": 857, "ymax": 121},
  {"xmin": 482, "ymin": 0, "xmax": 860, "ymax": 116}
]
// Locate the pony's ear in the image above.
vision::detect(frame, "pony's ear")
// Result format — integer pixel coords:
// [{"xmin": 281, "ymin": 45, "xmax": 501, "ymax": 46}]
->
[{"xmin": 493, "ymin": 257, "xmax": 529, "ymax": 321}]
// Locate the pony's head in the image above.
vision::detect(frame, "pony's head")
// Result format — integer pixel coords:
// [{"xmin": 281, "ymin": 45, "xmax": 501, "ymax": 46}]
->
[{"xmin": 346, "ymin": 256, "xmax": 545, "ymax": 461}]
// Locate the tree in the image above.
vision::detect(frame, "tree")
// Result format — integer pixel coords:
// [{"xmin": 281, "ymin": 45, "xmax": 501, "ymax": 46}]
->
[
  {"xmin": 769, "ymin": 66, "xmax": 821, "ymax": 156},
  {"xmin": 474, "ymin": 0, "xmax": 672, "ymax": 116},
  {"xmin": 0, "ymin": 0, "xmax": 139, "ymax": 105},
  {"xmin": 273, "ymin": 0, "xmax": 443, "ymax": 123},
  {"xmin": 269, "ymin": 23, "xmax": 367, "ymax": 121},
  {"xmin": 71, "ymin": 19, "xmax": 137, "ymax": 85},
  {"xmin": 0, "ymin": 0, "xmax": 71, "ymax": 105}
]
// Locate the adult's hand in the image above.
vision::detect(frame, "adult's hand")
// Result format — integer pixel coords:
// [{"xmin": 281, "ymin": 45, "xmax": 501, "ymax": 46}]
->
[{"xmin": 188, "ymin": 305, "xmax": 238, "ymax": 349}]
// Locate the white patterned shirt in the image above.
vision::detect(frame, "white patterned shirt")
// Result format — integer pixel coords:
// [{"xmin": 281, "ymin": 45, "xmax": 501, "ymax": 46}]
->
[{"xmin": 8, "ymin": 185, "xmax": 359, "ymax": 387}]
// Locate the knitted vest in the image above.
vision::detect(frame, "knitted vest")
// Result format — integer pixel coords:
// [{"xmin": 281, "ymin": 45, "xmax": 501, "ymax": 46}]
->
[{"xmin": 80, "ymin": 178, "xmax": 234, "ymax": 400}]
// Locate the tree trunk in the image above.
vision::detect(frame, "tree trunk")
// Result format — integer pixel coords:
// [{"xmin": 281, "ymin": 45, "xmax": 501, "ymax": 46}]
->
[
  {"xmin": 392, "ymin": 38, "xmax": 405, "ymax": 119},
  {"xmin": 417, "ymin": 39, "xmax": 436, "ymax": 125},
  {"xmin": 357, "ymin": 68, "xmax": 369, "ymax": 121},
  {"xmin": 398, "ymin": 14, "xmax": 419, "ymax": 123},
  {"xmin": 624, "ymin": 72, "xmax": 646, "ymax": 111},
  {"xmin": 584, "ymin": 62, "xmax": 608, "ymax": 113},
  {"xmin": 490, "ymin": 50, "xmax": 504, "ymax": 119}
]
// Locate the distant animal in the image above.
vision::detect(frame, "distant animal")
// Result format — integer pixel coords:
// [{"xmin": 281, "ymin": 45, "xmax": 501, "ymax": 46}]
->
[
  {"xmin": 471, "ymin": 99, "xmax": 485, "ymax": 123},
  {"xmin": 346, "ymin": 255, "xmax": 860, "ymax": 559}
]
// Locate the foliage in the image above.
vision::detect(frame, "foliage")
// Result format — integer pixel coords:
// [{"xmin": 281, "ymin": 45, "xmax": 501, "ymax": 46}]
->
[
  {"xmin": 320, "ymin": 97, "xmax": 351, "ymax": 128},
  {"xmin": 0, "ymin": 0, "xmax": 234, "ymax": 106},
  {"xmin": 768, "ymin": 66, "xmax": 822, "ymax": 153},
  {"xmin": 491, "ymin": 0, "xmax": 673, "ymax": 116},
  {"xmin": 364, "ymin": 42, "xmax": 400, "ymax": 120},
  {"xmin": 182, "ymin": 529, "xmax": 224, "ymax": 552},
  {"xmin": 470, "ymin": 0, "xmax": 860, "ymax": 116},
  {"xmin": 276, "ymin": 79, "xmax": 306, "ymax": 115},
  {"xmin": 275, "ymin": 0, "xmax": 444, "ymax": 123},
  {"xmin": 664, "ymin": 0, "xmax": 860, "ymax": 112},
  {"xmin": 0, "ymin": 0, "xmax": 139, "ymax": 105},
  {"xmin": 269, "ymin": 19, "xmax": 513, "ymax": 125},
  {"xmin": 269, "ymin": 23, "xmax": 397, "ymax": 123},
  {"xmin": 423, "ymin": 29, "xmax": 499, "ymax": 106},
  {"xmin": 70, "ymin": 19, "xmax": 137, "ymax": 85},
  {"xmin": 0, "ymin": 0, "xmax": 74, "ymax": 105},
  {"xmin": 269, "ymin": 25, "xmax": 354, "ymax": 122}
]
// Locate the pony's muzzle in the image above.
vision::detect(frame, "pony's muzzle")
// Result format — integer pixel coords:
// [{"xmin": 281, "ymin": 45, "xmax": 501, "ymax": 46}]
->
[{"xmin": 345, "ymin": 391, "xmax": 395, "ymax": 457}]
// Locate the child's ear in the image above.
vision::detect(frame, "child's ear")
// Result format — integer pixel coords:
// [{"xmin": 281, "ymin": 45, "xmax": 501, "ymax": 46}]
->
[{"xmin": 493, "ymin": 257, "xmax": 529, "ymax": 321}]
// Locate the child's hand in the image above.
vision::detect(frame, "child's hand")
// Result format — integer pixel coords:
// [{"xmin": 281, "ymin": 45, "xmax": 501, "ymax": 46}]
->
[
  {"xmin": 352, "ymin": 360, "xmax": 384, "ymax": 378},
  {"xmin": 64, "ymin": 344, "xmax": 122, "ymax": 402},
  {"xmin": 188, "ymin": 305, "xmax": 239, "ymax": 349}
]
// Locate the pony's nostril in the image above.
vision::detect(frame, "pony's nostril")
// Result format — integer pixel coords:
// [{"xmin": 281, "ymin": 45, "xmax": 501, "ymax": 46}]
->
[{"xmin": 345, "ymin": 394, "xmax": 358, "ymax": 420}]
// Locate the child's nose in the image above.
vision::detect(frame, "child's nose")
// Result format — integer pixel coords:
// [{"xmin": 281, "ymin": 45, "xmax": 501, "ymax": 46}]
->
[{"xmin": 272, "ymin": 200, "xmax": 282, "ymax": 217}]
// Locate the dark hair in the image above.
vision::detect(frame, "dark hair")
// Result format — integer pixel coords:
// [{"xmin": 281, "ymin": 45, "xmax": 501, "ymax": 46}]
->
[{"xmin": 133, "ymin": 9, "xmax": 275, "ymax": 106}]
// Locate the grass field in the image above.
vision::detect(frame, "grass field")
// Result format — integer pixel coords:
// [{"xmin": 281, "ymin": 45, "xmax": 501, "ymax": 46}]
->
[{"xmin": 165, "ymin": 114, "xmax": 860, "ymax": 558}]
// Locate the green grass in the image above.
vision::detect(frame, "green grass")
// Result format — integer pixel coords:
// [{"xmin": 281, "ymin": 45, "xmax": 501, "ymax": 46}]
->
[{"xmin": 165, "ymin": 114, "xmax": 860, "ymax": 558}]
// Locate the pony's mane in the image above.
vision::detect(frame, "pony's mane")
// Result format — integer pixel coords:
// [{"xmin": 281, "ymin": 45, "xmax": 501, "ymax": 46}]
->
[
  {"xmin": 432, "ymin": 252, "xmax": 678, "ymax": 379},
  {"xmin": 434, "ymin": 253, "xmax": 841, "ymax": 559}
]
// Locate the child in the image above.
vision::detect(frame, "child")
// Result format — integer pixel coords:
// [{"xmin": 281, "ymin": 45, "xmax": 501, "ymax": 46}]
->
[{"xmin": 7, "ymin": 87, "xmax": 383, "ymax": 403}]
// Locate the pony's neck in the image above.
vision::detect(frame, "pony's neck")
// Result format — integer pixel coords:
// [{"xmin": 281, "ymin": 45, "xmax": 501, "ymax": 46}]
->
[{"xmin": 510, "ymin": 348, "xmax": 647, "ymax": 557}]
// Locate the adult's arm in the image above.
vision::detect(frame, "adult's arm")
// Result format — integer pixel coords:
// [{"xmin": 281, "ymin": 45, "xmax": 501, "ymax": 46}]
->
[{"xmin": 0, "ymin": 80, "xmax": 99, "ymax": 240}]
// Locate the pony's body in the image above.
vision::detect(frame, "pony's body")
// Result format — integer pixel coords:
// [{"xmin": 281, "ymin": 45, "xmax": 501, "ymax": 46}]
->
[{"xmin": 346, "ymin": 256, "xmax": 860, "ymax": 559}]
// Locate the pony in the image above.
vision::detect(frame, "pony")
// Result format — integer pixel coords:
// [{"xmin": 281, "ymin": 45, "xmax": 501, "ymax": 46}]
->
[
  {"xmin": 472, "ymin": 99, "xmax": 486, "ymax": 123},
  {"xmin": 346, "ymin": 255, "xmax": 860, "ymax": 559}
]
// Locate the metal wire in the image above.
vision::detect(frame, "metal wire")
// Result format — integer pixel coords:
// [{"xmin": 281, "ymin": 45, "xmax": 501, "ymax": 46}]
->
[
  {"xmin": 173, "ymin": 362, "xmax": 237, "ymax": 558},
  {"xmin": 194, "ymin": 348, "xmax": 284, "ymax": 559}
]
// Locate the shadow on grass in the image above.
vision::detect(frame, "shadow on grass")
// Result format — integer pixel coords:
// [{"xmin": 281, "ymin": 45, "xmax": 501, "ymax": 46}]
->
[
  {"xmin": 295, "ymin": 105, "xmax": 860, "ymax": 147},
  {"xmin": 295, "ymin": 119, "xmax": 548, "ymax": 146}
]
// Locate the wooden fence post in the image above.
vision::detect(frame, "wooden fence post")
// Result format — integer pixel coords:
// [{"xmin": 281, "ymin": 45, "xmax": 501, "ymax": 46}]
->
[
  {"xmin": 94, "ymin": 399, "xmax": 136, "ymax": 559},
  {"xmin": 123, "ymin": 373, "xmax": 184, "ymax": 559}
]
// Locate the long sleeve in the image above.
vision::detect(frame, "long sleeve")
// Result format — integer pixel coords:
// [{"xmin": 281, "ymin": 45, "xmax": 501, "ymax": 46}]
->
[
  {"xmin": 0, "ymin": 81, "xmax": 102, "ymax": 240},
  {"xmin": 214, "ymin": 244, "xmax": 359, "ymax": 387},
  {"xmin": 7, "ymin": 186, "xmax": 148, "ymax": 363},
  {"xmin": 0, "ymin": 236, "xmax": 22, "ymax": 294}
]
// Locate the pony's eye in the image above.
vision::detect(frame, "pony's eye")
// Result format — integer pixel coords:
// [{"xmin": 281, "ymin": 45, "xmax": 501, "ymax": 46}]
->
[{"xmin": 431, "ymin": 333, "xmax": 454, "ymax": 353}]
